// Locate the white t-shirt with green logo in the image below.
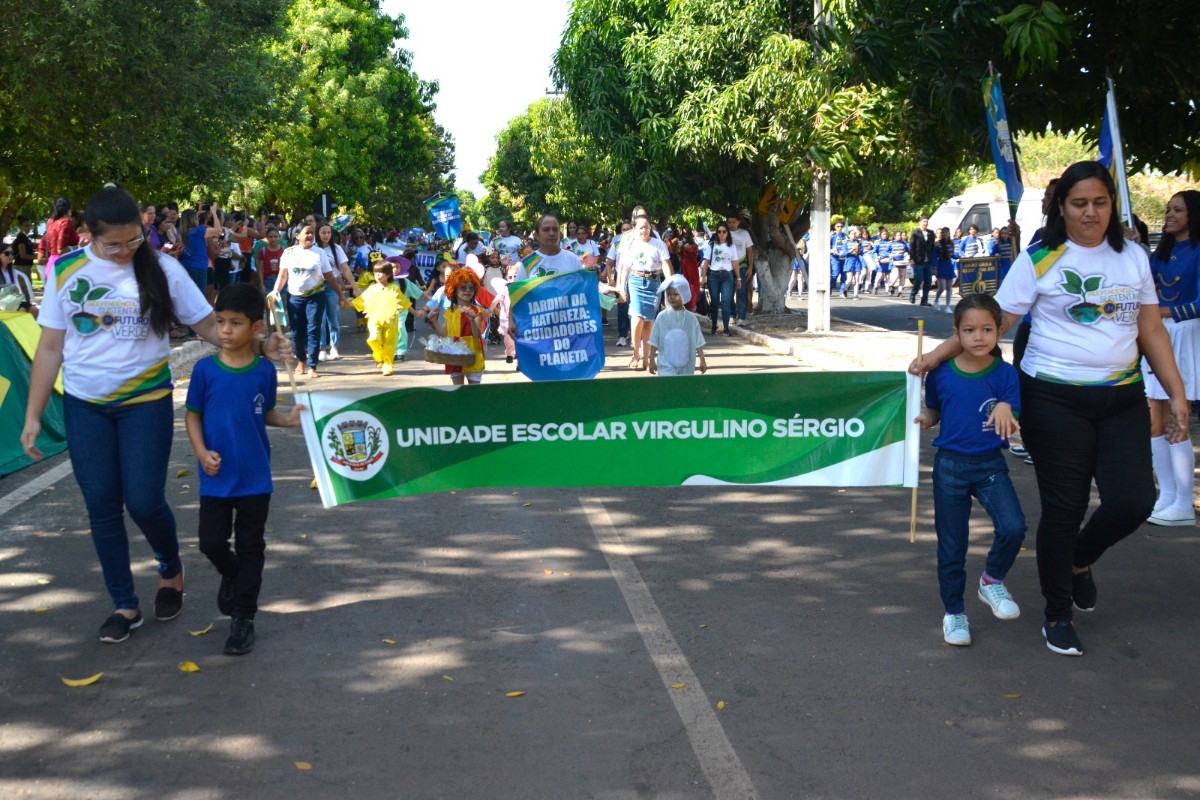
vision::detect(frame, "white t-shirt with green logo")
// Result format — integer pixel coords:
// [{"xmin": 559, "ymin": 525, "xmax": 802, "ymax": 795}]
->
[
  {"xmin": 996, "ymin": 240, "xmax": 1157, "ymax": 385},
  {"xmin": 515, "ymin": 249, "xmax": 584, "ymax": 281}
]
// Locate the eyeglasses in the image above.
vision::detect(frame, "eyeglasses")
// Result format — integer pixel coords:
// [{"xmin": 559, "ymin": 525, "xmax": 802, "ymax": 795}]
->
[
  {"xmin": 96, "ymin": 234, "xmax": 145, "ymax": 257},
  {"xmin": 717, "ymin": 230, "xmax": 729, "ymax": 234}
]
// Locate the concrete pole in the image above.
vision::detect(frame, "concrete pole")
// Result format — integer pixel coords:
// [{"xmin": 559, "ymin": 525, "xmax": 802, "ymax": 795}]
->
[
  {"xmin": 807, "ymin": 0, "xmax": 831, "ymax": 333},
  {"xmin": 808, "ymin": 170, "xmax": 831, "ymax": 333}
]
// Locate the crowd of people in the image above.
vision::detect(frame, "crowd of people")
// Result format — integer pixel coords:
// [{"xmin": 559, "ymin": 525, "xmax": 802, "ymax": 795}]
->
[{"xmin": 7, "ymin": 168, "xmax": 1199, "ymax": 662}]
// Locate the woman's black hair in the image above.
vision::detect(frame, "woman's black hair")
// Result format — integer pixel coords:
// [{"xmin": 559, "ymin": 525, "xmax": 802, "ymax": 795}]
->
[
  {"xmin": 710, "ymin": 225, "xmax": 730, "ymax": 246},
  {"xmin": 952, "ymin": 293, "xmax": 1005, "ymax": 359},
  {"xmin": 85, "ymin": 186, "xmax": 174, "ymax": 337},
  {"xmin": 1041, "ymin": 161, "xmax": 1125, "ymax": 252},
  {"xmin": 51, "ymin": 196, "xmax": 72, "ymax": 220},
  {"xmin": 1152, "ymin": 190, "xmax": 1200, "ymax": 264}
]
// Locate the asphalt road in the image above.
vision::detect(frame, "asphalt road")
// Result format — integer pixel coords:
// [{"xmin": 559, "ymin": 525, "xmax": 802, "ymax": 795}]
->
[{"xmin": 2, "ymin": 311, "xmax": 1198, "ymax": 799}]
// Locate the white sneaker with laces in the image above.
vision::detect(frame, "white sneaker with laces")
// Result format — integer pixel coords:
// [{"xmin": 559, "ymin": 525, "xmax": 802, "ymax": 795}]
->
[
  {"xmin": 978, "ymin": 579, "xmax": 1020, "ymax": 620},
  {"xmin": 328, "ymin": 345, "xmax": 340, "ymax": 361},
  {"xmin": 943, "ymin": 614, "xmax": 971, "ymax": 646},
  {"xmin": 1147, "ymin": 505, "xmax": 1196, "ymax": 526}
]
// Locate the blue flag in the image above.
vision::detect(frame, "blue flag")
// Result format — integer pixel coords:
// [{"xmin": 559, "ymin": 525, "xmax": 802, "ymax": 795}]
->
[
  {"xmin": 983, "ymin": 71, "xmax": 1024, "ymax": 222},
  {"xmin": 1098, "ymin": 78, "xmax": 1134, "ymax": 228},
  {"xmin": 424, "ymin": 195, "xmax": 463, "ymax": 240},
  {"xmin": 509, "ymin": 271, "xmax": 604, "ymax": 381}
]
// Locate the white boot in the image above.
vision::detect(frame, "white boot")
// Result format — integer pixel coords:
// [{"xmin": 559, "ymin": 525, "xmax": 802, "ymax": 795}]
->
[
  {"xmin": 1151, "ymin": 435, "xmax": 1176, "ymax": 513},
  {"xmin": 1168, "ymin": 438, "xmax": 1196, "ymax": 516}
]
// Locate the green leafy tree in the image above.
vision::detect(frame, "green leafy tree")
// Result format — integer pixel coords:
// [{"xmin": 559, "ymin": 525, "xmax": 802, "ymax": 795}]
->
[
  {"xmin": 0, "ymin": 0, "xmax": 286, "ymax": 231},
  {"xmin": 252, "ymin": 0, "xmax": 445, "ymax": 221}
]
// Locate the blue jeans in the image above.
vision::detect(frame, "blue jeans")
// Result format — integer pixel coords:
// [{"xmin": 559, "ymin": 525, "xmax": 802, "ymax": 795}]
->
[
  {"xmin": 735, "ymin": 266, "xmax": 751, "ymax": 320},
  {"xmin": 288, "ymin": 291, "xmax": 326, "ymax": 369},
  {"xmin": 933, "ymin": 450, "xmax": 1027, "ymax": 614},
  {"xmin": 708, "ymin": 270, "xmax": 734, "ymax": 331},
  {"xmin": 63, "ymin": 394, "xmax": 181, "ymax": 611},
  {"xmin": 185, "ymin": 266, "xmax": 207, "ymax": 296},
  {"xmin": 320, "ymin": 283, "xmax": 341, "ymax": 350},
  {"xmin": 909, "ymin": 263, "xmax": 932, "ymax": 302}
]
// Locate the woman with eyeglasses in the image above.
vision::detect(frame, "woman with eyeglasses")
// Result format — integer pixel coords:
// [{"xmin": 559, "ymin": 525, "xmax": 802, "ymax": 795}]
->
[
  {"xmin": 700, "ymin": 224, "xmax": 739, "ymax": 335},
  {"xmin": 0, "ymin": 246, "xmax": 37, "ymax": 315},
  {"xmin": 20, "ymin": 185, "xmax": 291, "ymax": 644}
]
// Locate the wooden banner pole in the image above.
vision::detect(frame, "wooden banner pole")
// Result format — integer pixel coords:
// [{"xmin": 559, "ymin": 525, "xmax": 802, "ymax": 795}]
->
[{"xmin": 910, "ymin": 319, "xmax": 924, "ymax": 544}]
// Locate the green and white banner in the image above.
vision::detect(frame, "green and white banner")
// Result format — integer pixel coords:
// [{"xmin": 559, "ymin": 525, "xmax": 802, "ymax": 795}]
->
[{"xmin": 300, "ymin": 372, "xmax": 922, "ymax": 508}]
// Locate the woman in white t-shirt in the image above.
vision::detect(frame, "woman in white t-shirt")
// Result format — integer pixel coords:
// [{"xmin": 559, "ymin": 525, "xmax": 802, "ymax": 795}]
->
[
  {"xmin": 492, "ymin": 221, "xmax": 524, "ymax": 268},
  {"xmin": 616, "ymin": 215, "xmax": 673, "ymax": 369},
  {"xmin": 316, "ymin": 223, "xmax": 357, "ymax": 362},
  {"xmin": 19, "ymin": 186, "xmax": 290, "ymax": 644},
  {"xmin": 700, "ymin": 224, "xmax": 740, "ymax": 335},
  {"xmin": 273, "ymin": 223, "xmax": 345, "ymax": 378},
  {"xmin": 913, "ymin": 161, "xmax": 1187, "ymax": 658}
]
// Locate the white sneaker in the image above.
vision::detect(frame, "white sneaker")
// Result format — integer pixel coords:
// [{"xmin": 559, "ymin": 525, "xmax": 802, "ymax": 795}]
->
[
  {"xmin": 943, "ymin": 614, "xmax": 971, "ymax": 646},
  {"xmin": 1147, "ymin": 505, "xmax": 1196, "ymax": 526},
  {"xmin": 615, "ymin": 337, "xmax": 628, "ymax": 347},
  {"xmin": 977, "ymin": 579, "xmax": 1020, "ymax": 620},
  {"xmin": 328, "ymin": 345, "xmax": 340, "ymax": 361},
  {"xmin": 318, "ymin": 349, "xmax": 328, "ymax": 362}
]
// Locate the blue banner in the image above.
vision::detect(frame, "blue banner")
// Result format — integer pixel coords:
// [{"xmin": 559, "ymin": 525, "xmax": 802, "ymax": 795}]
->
[
  {"xmin": 1098, "ymin": 78, "xmax": 1134, "ymax": 228},
  {"xmin": 983, "ymin": 72, "xmax": 1024, "ymax": 222},
  {"xmin": 424, "ymin": 195, "xmax": 463, "ymax": 240},
  {"xmin": 509, "ymin": 271, "xmax": 604, "ymax": 382}
]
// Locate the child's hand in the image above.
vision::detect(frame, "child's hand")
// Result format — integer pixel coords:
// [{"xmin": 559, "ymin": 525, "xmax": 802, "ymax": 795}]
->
[
  {"xmin": 987, "ymin": 402, "xmax": 1019, "ymax": 441},
  {"xmin": 199, "ymin": 450, "xmax": 221, "ymax": 476},
  {"xmin": 283, "ymin": 404, "xmax": 306, "ymax": 427},
  {"xmin": 698, "ymin": 354, "xmax": 707, "ymax": 374},
  {"xmin": 914, "ymin": 411, "xmax": 936, "ymax": 430},
  {"xmin": 647, "ymin": 357, "xmax": 657, "ymax": 375}
]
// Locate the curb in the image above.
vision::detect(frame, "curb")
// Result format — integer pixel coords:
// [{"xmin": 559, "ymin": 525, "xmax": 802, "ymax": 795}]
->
[{"xmin": 170, "ymin": 339, "xmax": 217, "ymax": 378}]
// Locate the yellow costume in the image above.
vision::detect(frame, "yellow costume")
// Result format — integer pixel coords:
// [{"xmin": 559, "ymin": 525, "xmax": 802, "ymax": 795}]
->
[
  {"xmin": 352, "ymin": 282, "xmax": 411, "ymax": 374},
  {"xmin": 442, "ymin": 306, "xmax": 485, "ymax": 374}
]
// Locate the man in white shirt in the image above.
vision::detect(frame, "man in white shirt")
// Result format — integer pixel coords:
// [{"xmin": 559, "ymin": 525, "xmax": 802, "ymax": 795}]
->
[
  {"xmin": 727, "ymin": 213, "xmax": 755, "ymax": 319},
  {"xmin": 515, "ymin": 216, "xmax": 583, "ymax": 280}
]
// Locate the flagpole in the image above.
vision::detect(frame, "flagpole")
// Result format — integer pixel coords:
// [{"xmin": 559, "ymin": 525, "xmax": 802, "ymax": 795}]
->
[
  {"xmin": 1105, "ymin": 74, "xmax": 1134, "ymax": 229},
  {"xmin": 910, "ymin": 319, "xmax": 923, "ymax": 544},
  {"xmin": 269, "ymin": 294, "xmax": 300, "ymax": 401}
]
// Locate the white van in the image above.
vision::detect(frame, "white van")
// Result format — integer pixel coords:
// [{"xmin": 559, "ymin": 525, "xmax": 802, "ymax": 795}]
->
[{"xmin": 928, "ymin": 188, "xmax": 1045, "ymax": 251}]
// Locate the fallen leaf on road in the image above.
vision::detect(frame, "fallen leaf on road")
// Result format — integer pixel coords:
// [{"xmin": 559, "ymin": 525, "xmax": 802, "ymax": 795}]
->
[
  {"xmin": 505, "ymin": 691, "xmax": 525, "ymax": 698},
  {"xmin": 698, "ymin": 624, "xmax": 708, "ymax": 629},
  {"xmin": 716, "ymin": 700, "xmax": 726, "ymax": 710},
  {"xmin": 178, "ymin": 661, "xmax": 201, "ymax": 673},
  {"xmin": 562, "ymin": 572, "xmax": 572, "ymax": 576},
  {"xmin": 1004, "ymin": 694, "xmax": 1021, "ymax": 699},
  {"xmin": 37, "ymin": 579, "xmax": 50, "ymax": 585},
  {"xmin": 442, "ymin": 675, "xmax": 454, "ymax": 682},
  {"xmin": 944, "ymin": 720, "xmax": 954, "ymax": 727},
  {"xmin": 309, "ymin": 478, "xmax": 318, "ymax": 490},
  {"xmin": 381, "ymin": 639, "xmax": 397, "ymax": 645},
  {"xmin": 671, "ymin": 683, "xmax": 685, "ymax": 689},
  {"xmin": 176, "ymin": 469, "xmax": 191, "ymax": 478},
  {"xmin": 60, "ymin": 673, "xmax": 103, "ymax": 687},
  {"xmin": 189, "ymin": 624, "xmax": 213, "ymax": 637},
  {"xmin": 522, "ymin": 503, "xmax": 532, "ymax": 507},
  {"xmin": 295, "ymin": 761, "xmax": 313, "ymax": 770},
  {"xmin": 34, "ymin": 607, "xmax": 50, "ymax": 613},
  {"xmin": 543, "ymin": 569, "xmax": 553, "ymax": 575}
]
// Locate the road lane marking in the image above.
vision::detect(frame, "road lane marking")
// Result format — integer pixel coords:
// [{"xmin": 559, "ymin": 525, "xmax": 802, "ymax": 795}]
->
[
  {"xmin": 0, "ymin": 461, "xmax": 74, "ymax": 524},
  {"xmin": 581, "ymin": 497, "xmax": 760, "ymax": 800}
]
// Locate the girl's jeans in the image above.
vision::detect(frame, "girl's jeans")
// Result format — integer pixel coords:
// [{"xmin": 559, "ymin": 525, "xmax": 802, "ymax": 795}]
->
[{"xmin": 64, "ymin": 393, "xmax": 182, "ymax": 611}]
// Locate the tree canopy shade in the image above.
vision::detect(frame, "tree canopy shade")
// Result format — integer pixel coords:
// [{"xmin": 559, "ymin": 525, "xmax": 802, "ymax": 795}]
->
[
  {"xmin": 0, "ymin": 0, "xmax": 452, "ymax": 230},
  {"xmin": 0, "ymin": 0, "xmax": 286, "ymax": 229}
]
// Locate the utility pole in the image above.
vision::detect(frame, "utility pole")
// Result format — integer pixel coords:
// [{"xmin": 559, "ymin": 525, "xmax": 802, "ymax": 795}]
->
[{"xmin": 808, "ymin": 0, "xmax": 831, "ymax": 333}]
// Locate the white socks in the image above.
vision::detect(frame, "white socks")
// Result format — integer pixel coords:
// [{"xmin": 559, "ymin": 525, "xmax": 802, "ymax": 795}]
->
[
  {"xmin": 1169, "ymin": 439, "xmax": 1195, "ymax": 514},
  {"xmin": 1152, "ymin": 435, "xmax": 1175, "ymax": 512}
]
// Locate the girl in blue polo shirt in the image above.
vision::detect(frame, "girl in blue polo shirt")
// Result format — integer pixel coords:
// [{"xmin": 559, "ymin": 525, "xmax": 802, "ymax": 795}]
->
[{"xmin": 914, "ymin": 294, "xmax": 1027, "ymax": 646}]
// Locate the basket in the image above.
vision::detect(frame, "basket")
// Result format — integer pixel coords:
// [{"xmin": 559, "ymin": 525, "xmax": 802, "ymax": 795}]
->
[{"xmin": 424, "ymin": 350, "xmax": 476, "ymax": 366}]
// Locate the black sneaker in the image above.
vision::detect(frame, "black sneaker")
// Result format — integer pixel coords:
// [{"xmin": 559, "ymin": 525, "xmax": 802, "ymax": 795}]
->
[
  {"xmin": 218, "ymin": 574, "xmax": 236, "ymax": 617},
  {"xmin": 1072, "ymin": 568, "xmax": 1097, "ymax": 612},
  {"xmin": 155, "ymin": 582, "xmax": 184, "ymax": 621},
  {"xmin": 99, "ymin": 611, "xmax": 143, "ymax": 643},
  {"xmin": 1043, "ymin": 620, "xmax": 1084, "ymax": 656},
  {"xmin": 224, "ymin": 617, "xmax": 256, "ymax": 655}
]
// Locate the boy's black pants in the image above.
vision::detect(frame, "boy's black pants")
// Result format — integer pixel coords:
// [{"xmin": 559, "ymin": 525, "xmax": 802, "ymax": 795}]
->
[{"xmin": 198, "ymin": 494, "xmax": 271, "ymax": 619}]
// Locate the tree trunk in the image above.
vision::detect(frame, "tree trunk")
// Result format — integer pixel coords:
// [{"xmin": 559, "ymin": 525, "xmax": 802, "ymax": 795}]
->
[
  {"xmin": 751, "ymin": 202, "xmax": 796, "ymax": 315},
  {"xmin": 0, "ymin": 191, "xmax": 33, "ymax": 239}
]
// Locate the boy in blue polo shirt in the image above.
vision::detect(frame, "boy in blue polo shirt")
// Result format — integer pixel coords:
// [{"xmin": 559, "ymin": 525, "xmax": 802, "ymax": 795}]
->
[
  {"xmin": 185, "ymin": 283, "xmax": 305, "ymax": 655},
  {"xmin": 914, "ymin": 294, "xmax": 1026, "ymax": 647}
]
